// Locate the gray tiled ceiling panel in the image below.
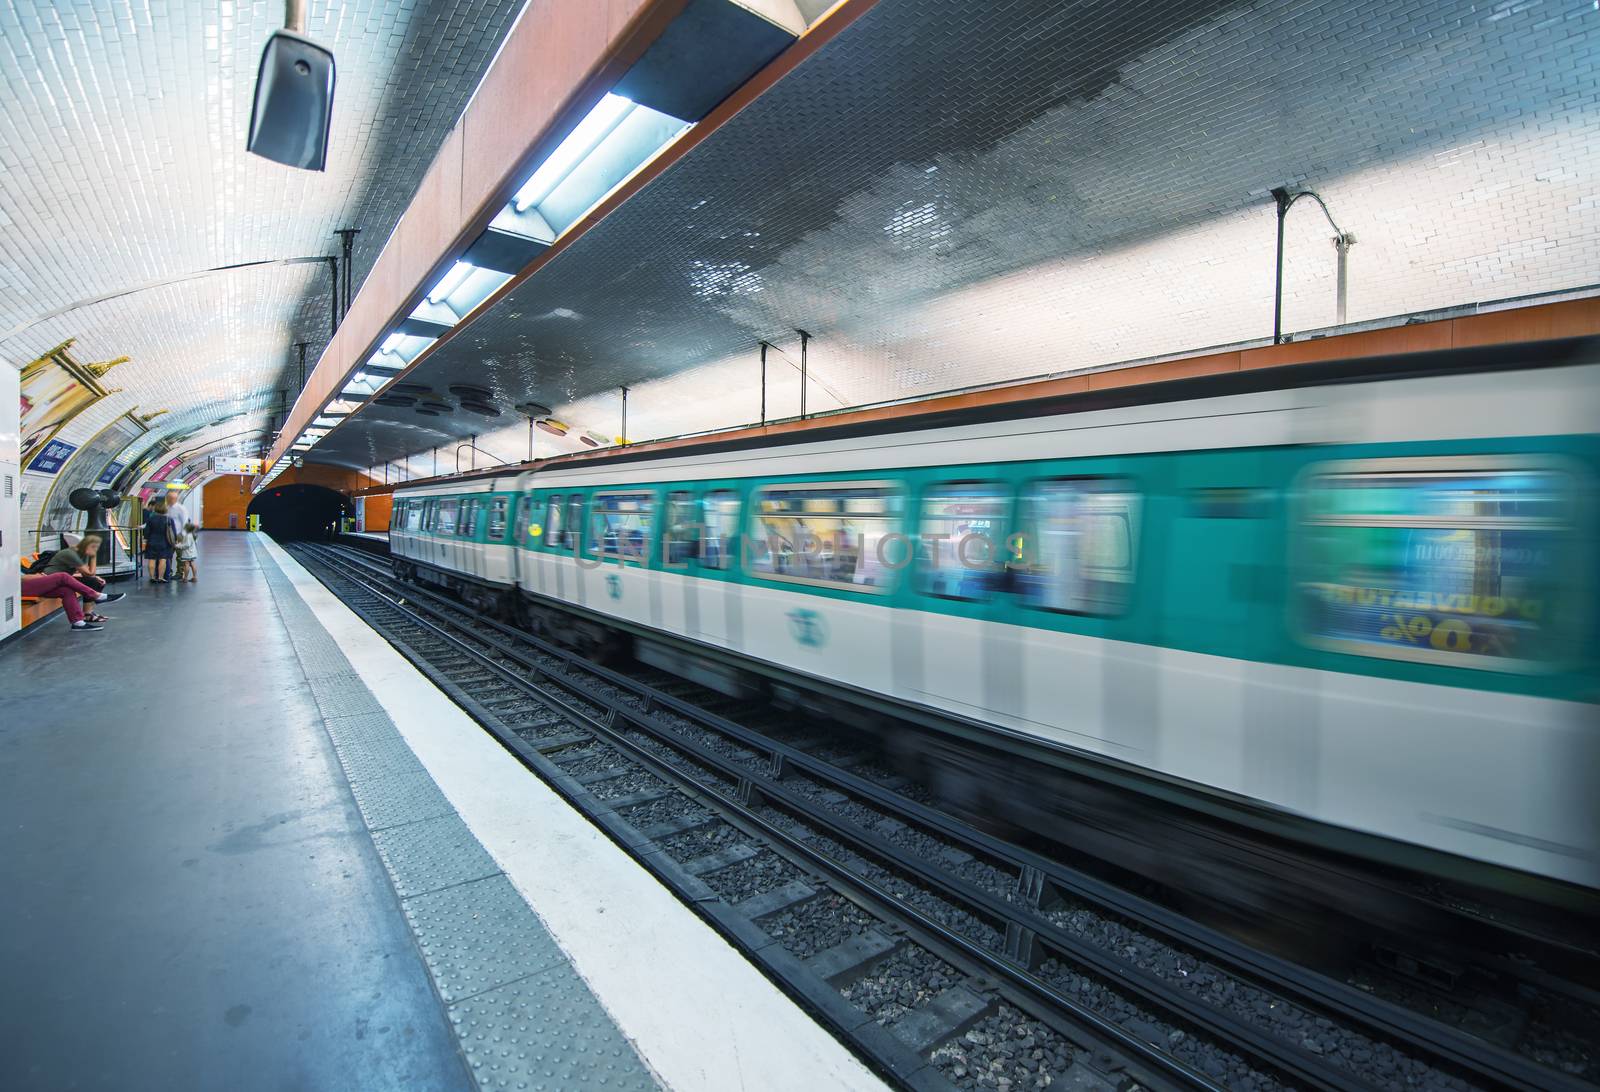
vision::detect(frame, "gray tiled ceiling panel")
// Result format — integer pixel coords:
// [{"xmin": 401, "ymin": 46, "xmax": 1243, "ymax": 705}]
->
[
  {"xmin": 0, "ymin": 0, "xmax": 525, "ymax": 513},
  {"xmin": 312, "ymin": 0, "xmax": 1600, "ymax": 472}
]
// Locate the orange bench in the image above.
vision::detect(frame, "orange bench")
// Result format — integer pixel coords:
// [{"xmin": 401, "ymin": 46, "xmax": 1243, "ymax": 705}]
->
[{"xmin": 19, "ymin": 554, "xmax": 64, "ymax": 627}]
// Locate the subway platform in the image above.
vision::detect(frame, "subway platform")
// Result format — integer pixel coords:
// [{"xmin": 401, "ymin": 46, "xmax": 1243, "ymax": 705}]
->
[{"xmin": 0, "ymin": 532, "xmax": 885, "ymax": 1092}]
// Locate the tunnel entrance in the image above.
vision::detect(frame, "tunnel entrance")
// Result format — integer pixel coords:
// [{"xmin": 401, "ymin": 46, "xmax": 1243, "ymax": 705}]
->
[{"xmin": 246, "ymin": 483, "xmax": 354, "ymax": 540}]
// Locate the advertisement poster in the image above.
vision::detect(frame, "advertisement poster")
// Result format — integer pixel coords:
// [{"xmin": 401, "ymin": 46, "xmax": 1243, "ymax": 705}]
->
[
  {"xmin": 26, "ymin": 438, "xmax": 77, "ymax": 474},
  {"xmin": 139, "ymin": 455, "xmax": 187, "ymax": 502},
  {"xmin": 19, "ymin": 340, "xmax": 123, "ymax": 468},
  {"xmin": 96, "ymin": 461, "xmax": 125, "ymax": 486}
]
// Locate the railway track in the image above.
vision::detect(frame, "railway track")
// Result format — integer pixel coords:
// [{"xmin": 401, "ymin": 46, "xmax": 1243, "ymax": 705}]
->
[{"xmin": 292, "ymin": 540, "xmax": 1597, "ymax": 1092}]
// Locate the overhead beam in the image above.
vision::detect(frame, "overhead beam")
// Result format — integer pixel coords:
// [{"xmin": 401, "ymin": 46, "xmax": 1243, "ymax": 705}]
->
[{"xmin": 265, "ymin": 0, "xmax": 861, "ymax": 475}]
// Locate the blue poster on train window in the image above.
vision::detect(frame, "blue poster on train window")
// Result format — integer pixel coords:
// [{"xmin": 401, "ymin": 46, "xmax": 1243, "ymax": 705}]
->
[
  {"xmin": 96, "ymin": 460, "xmax": 125, "ymax": 486},
  {"xmin": 26, "ymin": 438, "xmax": 77, "ymax": 475}
]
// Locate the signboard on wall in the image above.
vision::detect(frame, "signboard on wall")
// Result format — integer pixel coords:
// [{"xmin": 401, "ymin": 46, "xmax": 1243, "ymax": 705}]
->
[
  {"xmin": 211, "ymin": 456, "xmax": 263, "ymax": 475},
  {"xmin": 26, "ymin": 439, "xmax": 77, "ymax": 474},
  {"xmin": 96, "ymin": 461, "xmax": 125, "ymax": 486}
]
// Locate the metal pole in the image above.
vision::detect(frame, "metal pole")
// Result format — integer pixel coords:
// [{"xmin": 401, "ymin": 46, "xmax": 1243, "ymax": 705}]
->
[
  {"xmin": 620, "ymin": 386, "xmax": 628, "ymax": 446},
  {"xmin": 327, "ymin": 256, "xmax": 340, "ymax": 334},
  {"xmin": 295, "ymin": 342, "xmax": 307, "ymax": 392},
  {"xmin": 433, "ymin": 447, "xmax": 437, "ymax": 477},
  {"xmin": 528, "ymin": 416, "xmax": 534, "ymax": 462},
  {"xmin": 1334, "ymin": 234, "xmax": 1350, "ymax": 325},
  {"xmin": 758, "ymin": 342, "xmax": 768, "ymax": 424},
  {"xmin": 795, "ymin": 329, "xmax": 810, "ymax": 419},
  {"xmin": 284, "ymin": 0, "xmax": 306, "ymax": 33},
  {"xmin": 1270, "ymin": 188, "xmax": 1289, "ymax": 346},
  {"xmin": 471, "ymin": 434, "xmax": 477, "ymax": 471},
  {"xmin": 336, "ymin": 229, "xmax": 359, "ymax": 315}
]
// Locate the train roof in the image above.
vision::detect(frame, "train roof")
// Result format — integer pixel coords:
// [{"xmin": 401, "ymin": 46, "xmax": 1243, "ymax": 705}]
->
[{"xmin": 385, "ymin": 333, "xmax": 1597, "ymax": 496}]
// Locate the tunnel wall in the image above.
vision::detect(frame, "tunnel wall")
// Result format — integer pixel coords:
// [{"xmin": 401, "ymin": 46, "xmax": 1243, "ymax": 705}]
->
[{"xmin": 200, "ymin": 475, "xmax": 254, "ymax": 530}]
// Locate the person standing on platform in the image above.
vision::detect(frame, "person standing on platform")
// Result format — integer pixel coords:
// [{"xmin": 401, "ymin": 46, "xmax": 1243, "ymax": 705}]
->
[
  {"xmin": 174, "ymin": 523, "xmax": 199, "ymax": 582},
  {"xmin": 41, "ymin": 532, "xmax": 111, "ymax": 622},
  {"xmin": 165, "ymin": 489, "xmax": 197, "ymax": 582},
  {"xmin": 143, "ymin": 500, "xmax": 177, "ymax": 583}
]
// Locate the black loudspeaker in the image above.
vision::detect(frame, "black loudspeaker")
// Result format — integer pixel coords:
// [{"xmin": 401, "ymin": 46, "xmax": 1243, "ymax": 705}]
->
[
  {"xmin": 69, "ymin": 488, "xmax": 122, "ymax": 565},
  {"xmin": 69, "ymin": 488, "xmax": 122, "ymax": 533},
  {"xmin": 247, "ymin": 29, "xmax": 335, "ymax": 171}
]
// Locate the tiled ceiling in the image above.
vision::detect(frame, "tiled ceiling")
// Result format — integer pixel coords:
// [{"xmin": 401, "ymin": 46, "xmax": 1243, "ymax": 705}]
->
[
  {"xmin": 1, "ymin": 0, "xmax": 526, "ymax": 529},
  {"xmin": 313, "ymin": 0, "xmax": 1600, "ymax": 474}
]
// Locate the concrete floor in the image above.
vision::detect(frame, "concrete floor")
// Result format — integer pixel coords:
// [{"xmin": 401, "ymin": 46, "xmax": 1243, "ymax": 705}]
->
[{"xmin": 0, "ymin": 534, "xmax": 471, "ymax": 1091}]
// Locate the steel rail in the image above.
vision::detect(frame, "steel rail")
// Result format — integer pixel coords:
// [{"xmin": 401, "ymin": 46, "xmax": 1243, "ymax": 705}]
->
[
  {"xmin": 327, "ymin": 540, "xmax": 1598, "ymax": 1092},
  {"xmin": 294, "ymin": 543, "xmax": 1545, "ymax": 1092}
]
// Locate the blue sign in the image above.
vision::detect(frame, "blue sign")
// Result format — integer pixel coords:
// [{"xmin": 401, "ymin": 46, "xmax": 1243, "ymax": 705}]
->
[
  {"xmin": 26, "ymin": 439, "xmax": 77, "ymax": 475},
  {"xmin": 96, "ymin": 460, "xmax": 125, "ymax": 486},
  {"xmin": 605, "ymin": 573, "xmax": 622, "ymax": 600}
]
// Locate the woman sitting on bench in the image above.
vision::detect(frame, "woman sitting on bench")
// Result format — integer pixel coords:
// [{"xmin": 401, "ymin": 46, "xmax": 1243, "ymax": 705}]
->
[{"xmin": 22, "ymin": 538, "xmax": 125, "ymax": 631}]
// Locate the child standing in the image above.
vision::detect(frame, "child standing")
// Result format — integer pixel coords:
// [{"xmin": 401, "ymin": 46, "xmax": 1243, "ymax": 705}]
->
[{"xmin": 174, "ymin": 523, "xmax": 199, "ymax": 582}]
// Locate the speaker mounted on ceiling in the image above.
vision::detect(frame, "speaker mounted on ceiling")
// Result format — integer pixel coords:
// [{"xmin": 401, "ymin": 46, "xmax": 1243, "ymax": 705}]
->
[{"xmin": 246, "ymin": 1, "xmax": 336, "ymax": 171}]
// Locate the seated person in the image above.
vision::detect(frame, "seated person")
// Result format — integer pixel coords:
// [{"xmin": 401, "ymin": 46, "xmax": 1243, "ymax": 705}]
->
[
  {"xmin": 21, "ymin": 566, "xmax": 124, "ymax": 631},
  {"xmin": 41, "ymin": 533, "xmax": 112, "ymax": 622}
]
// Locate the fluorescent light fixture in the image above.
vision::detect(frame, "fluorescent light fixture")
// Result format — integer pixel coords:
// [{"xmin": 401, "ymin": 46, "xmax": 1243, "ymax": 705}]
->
[
  {"xmin": 513, "ymin": 93, "xmax": 636, "ymax": 212},
  {"xmin": 410, "ymin": 268, "xmax": 510, "ymax": 328},
  {"xmin": 381, "ymin": 331, "xmax": 406, "ymax": 354},
  {"xmin": 312, "ymin": 416, "xmax": 341, "ymax": 428},
  {"xmin": 427, "ymin": 260, "xmax": 476, "ymax": 304},
  {"xmin": 499, "ymin": 93, "xmax": 690, "ymax": 245}
]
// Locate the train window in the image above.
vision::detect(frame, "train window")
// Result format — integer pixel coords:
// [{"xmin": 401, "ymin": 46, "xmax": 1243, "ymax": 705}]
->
[
  {"xmin": 916, "ymin": 482, "xmax": 1008, "ymax": 601},
  {"xmin": 586, "ymin": 492, "xmax": 653, "ymax": 563},
  {"xmin": 701, "ymin": 490, "xmax": 740, "ymax": 571},
  {"xmin": 544, "ymin": 495, "xmax": 564, "ymax": 549},
  {"xmin": 563, "ymin": 495, "xmax": 586, "ymax": 551},
  {"xmin": 458, "ymin": 498, "xmax": 475, "ymax": 538},
  {"xmin": 1295, "ymin": 458, "xmax": 1575, "ymax": 670},
  {"xmin": 438, "ymin": 498, "xmax": 461, "ymax": 536},
  {"xmin": 748, "ymin": 482, "xmax": 902, "ymax": 592},
  {"xmin": 1016, "ymin": 479, "xmax": 1139, "ymax": 616},
  {"xmin": 487, "ymin": 497, "xmax": 509, "ymax": 541},
  {"xmin": 423, "ymin": 499, "xmax": 439, "ymax": 532},
  {"xmin": 663, "ymin": 491, "xmax": 697, "ymax": 567}
]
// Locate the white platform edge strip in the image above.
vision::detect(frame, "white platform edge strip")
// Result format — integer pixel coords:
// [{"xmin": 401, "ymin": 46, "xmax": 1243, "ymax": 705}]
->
[{"xmin": 257, "ymin": 535, "xmax": 889, "ymax": 1092}]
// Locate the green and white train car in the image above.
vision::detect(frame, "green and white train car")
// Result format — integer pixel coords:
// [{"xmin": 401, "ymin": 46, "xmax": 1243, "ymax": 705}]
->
[{"xmin": 391, "ymin": 339, "xmax": 1600, "ymax": 902}]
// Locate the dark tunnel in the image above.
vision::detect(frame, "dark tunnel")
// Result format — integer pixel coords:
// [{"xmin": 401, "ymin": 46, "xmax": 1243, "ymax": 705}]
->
[{"xmin": 246, "ymin": 483, "xmax": 353, "ymax": 540}]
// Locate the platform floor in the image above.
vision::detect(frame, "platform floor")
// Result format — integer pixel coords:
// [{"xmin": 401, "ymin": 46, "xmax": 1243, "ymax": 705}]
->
[
  {"xmin": 1, "ymin": 532, "xmax": 887, "ymax": 1092},
  {"xmin": 1, "ymin": 534, "xmax": 478, "ymax": 1091}
]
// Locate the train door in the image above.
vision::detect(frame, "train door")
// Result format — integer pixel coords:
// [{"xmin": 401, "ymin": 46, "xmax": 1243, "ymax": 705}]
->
[
  {"xmin": 436, "ymin": 497, "xmax": 460, "ymax": 572},
  {"xmin": 579, "ymin": 491, "xmax": 654, "ymax": 626},
  {"xmin": 692, "ymin": 487, "xmax": 741, "ymax": 646},
  {"xmin": 557, "ymin": 493, "xmax": 587, "ymax": 605},
  {"xmin": 1153, "ymin": 450, "xmax": 1280, "ymax": 785},
  {"xmin": 660, "ymin": 490, "xmax": 698, "ymax": 636},
  {"xmin": 911, "ymin": 479, "xmax": 1012, "ymax": 714},
  {"xmin": 484, "ymin": 494, "xmax": 512, "ymax": 584}
]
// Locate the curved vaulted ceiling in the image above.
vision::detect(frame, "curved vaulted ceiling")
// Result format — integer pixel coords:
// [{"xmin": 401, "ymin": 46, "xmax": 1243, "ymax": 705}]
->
[
  {"xmin": 1, "ymin": 0, "xmax": 526, "ymax": 531},
  {"xmin": 306, "ymin": 0, "xmax": 1600, "ymax": 477}
]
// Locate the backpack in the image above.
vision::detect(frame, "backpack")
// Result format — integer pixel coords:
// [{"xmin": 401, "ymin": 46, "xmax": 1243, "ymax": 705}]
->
[{"xmin": 25, "ymin": 550, "xmax": 57, "ymax": 574}]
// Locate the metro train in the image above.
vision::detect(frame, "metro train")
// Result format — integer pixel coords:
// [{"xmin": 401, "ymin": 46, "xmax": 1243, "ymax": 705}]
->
[{"xmin": 388, "ymin": 338, "xmax": 1600, "ymax": 923}]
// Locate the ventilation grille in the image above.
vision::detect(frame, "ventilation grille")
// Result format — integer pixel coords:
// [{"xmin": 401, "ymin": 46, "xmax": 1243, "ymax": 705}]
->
[
  {"xmin": 4, "ymin": 596, "xmax": 13, "ymax": 622},
  {"xmin": 3, "ymin": 474, "xmax": 12, "ymax": 497}
]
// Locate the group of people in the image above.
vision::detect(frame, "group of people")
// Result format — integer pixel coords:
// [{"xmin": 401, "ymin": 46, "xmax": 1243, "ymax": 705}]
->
[
  {"xmin": 19, "ymin": 490, "xmax": 199, "ymax": 633},
  {"xmin": 142, "ymin": 491, "xmax": 199, "ymax": 583}
]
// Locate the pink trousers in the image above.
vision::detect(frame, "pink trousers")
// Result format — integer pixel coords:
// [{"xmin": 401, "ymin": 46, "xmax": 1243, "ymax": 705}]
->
[{"xmin": 21, "ymin": 572, "xmax": 100, "ymax": 624}]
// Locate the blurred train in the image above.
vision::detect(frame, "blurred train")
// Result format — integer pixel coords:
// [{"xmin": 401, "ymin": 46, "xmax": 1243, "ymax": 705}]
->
[{"xmin": 389, "ymin": 338, "xmax": 1600, "ymax": 923}]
